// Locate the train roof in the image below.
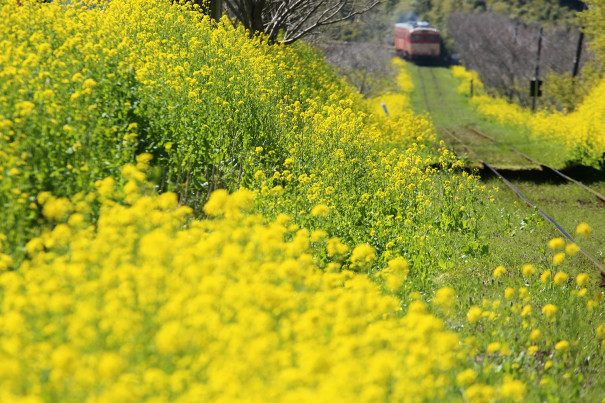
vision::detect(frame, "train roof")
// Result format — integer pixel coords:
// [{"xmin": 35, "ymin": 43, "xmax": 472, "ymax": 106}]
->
[{"xmin": 395, "ymin": 21, "xmax": 439, "ymax": 32}]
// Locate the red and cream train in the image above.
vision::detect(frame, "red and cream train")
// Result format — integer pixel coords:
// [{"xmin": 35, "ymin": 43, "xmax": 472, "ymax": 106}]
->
[{"xmin": 394, "ymin": 21, "xmax": 441, "ymax": 61}]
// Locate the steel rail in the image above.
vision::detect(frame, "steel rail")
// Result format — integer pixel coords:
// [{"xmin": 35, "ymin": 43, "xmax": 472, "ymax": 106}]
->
[
  {"xmin": 444, "ymin": 129, "xmax": 605, "ymax": 275},
  {"xmin": 429, "ymin": 68, "xmax": 447, "ymax": 111},
  {"xmin": 416, "ymin": 66, "xmax": 431, "ymax": 113},
  {"xmin": 417, "ymin": 65, "xmax": 605, "ymax": 275},
  {"xmin": 426, "ymin": 65, "xmax": 605, "ymax": 204},
  {"xmin": 466, "ymin": 127, "xmax": 605, "ymax": 204}
]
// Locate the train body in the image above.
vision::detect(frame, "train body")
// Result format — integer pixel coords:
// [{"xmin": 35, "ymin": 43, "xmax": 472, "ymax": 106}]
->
[{"xmin": 394, "ymin": 21, "xmax": 440, "ymax": 61}]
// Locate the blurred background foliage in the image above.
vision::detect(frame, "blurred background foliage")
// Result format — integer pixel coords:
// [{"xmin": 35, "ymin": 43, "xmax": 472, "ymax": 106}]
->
[{"xmin": 314, "ymin": 0, "xmax": 603, "ymax": 113}]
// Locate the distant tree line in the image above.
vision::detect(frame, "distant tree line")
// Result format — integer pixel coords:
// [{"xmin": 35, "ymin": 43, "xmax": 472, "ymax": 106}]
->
[
  {"xmin": 448, "ymin": 12, "xmax": 594, "ymax": 109},
  {"xmin": 407, "ymin": 0, "xmax": 584, "ymax": 28}
]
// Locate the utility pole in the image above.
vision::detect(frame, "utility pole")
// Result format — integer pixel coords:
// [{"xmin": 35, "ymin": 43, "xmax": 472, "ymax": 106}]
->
[
  {"xmin": 571, "ymin": 2, "xmax": 588, "ymax": 97},
  {"xmin": 531, "ymin": 27, "xmax": 543, "ymax": 112},
  {"xmin": 572, "ymin": 31, "xmax": 584, "ymax": 78}
]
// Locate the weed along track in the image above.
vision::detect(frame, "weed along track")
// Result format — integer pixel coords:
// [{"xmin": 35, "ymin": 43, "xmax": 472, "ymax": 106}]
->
[
  {"xmin": 445, "ymin": 128, "xmax": 605, "ymax": 276},
  {"xmin": 415, "ymin": 64, "xmax": 605, "ymax": 275},
  {"xmin": 465, "ymin": 126, "xmax": 605, "ymax": 205},
  {"xmin": 404, "ymin": 59, "xmax": 605, "ymax": 400}
]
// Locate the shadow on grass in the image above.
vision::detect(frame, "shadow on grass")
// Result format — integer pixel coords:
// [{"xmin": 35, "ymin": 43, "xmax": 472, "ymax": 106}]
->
[{"xmin": 464, "ymin": 164, "xmax": 605, "ymax": 186}]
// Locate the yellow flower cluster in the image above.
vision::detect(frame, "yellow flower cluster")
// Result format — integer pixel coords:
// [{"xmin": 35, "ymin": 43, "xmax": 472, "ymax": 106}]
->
[
  {"xmin": 369, "ymin": 58, "xmax": 415, "ymax": 117},
  {"xmin": 253, "ymin": 77, "xmax": 481, "ymax": 287},
  {"xmin": 455, "ymin": 65, "xmax": 605, "ymax": 166},
  {"xmin": 451, "ymin": 65, "xmax": 484, "ymax": 96},
  {"xmin": 433, "ymin": 287, "xmax": 457, "ymax": 315},
  {"xmin": 1, "ymin": 0, "xmax": 372, "ymax": 258},
  {"xmin": 456, "ymin": 233, "xmax": 605, "ymax": 400},
  {"xmin": 0, "ymin": 177, "xmax": 480, "ymax": 401},
  {"xmin": 1, "ymin": 0, "xmax": 490, "ymax": 296}
]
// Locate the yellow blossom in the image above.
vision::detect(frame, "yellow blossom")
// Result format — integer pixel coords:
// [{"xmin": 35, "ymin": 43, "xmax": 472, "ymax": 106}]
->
[
  {"xmin": 82, "ymin": 78, "xmax": 97, "ymax": 89},
  {"xmin": 576, "ymin": 222, "xmax": 591, "ymax": 238},
  {"xmin": 467, "ymin": 306, "xmax": 482, "ymax": 324},
  {"xmin": 500, "ymin": 376, "xmax": 527, "ymax": 402},
  {"xmin": 349, "ymin": 244, "xmax": 376, "ymax": 270},
  {"xmin": 555, "ymin": 340, "xmax": 570, "ymax": 353},
  {"xmin": 95, "ymin": 177, "xmax": 115, "ymax": 197},
  {"xmin": 529, "ymin": 329, "xmax": 542, "ymax": 341},
  {"xmin": 565, "ymin": 243, "xmax": 580, "ymax": 256},
  {"xmin": 0, "ymin": 253, "xmax": 13, "ymax": 271},
  {"xmin": 553, "ymin": 271, "xmax": 569, "ymax": 286},
  {"xmin": 548, "ymin": 237, "xmax": 565, "ymax": 250},
  {"xmin": 310, "ymin": 204, "xmax": 330, "ymax": 217},
  {"xmin": 382, "ymin": 257, "xmax": 409, "ymax": 293},
  {"xmin": 203, "ymin": 189, "xmax": 229, "ymax": 217},
  {"xmin": 15, "ymin": 101, "xmax": 36, "ymax": 116},
  {"xmin": 541, "ymin": 304, "xmax": 557, "ymax": 318},
  {"xmin": 464, "ymin": 384, "xmax": 496, "ymax": 403},
  {"xmin": 576, "ymin": 273, "xmax": 589, "ymax": 287},
  {"xmin": 42, "ymin": 197, "xmax": 73, "ymax": 222},
  {"xmin": 456, "ymin": 369, "xmax": 478, "ymax": 386},
  {"xmin": 493, "ymin": 265, "xmax": 506, "ymax": 277},
  {"xmin": 282, "ymin": 157, "xmax": 294, "ymax": 168},
  {"xmin": 486, "ymin": 342, "xmax": 501, "ymax": 354},
  {"xmin": 433, "ymin": 287, "xmax": 457, "ymax": 315},
  {"xmin": 596, "ymin": 324, "xmax": 605, "ymax": 339},
  {"xmin": 98, "ymin": 353, "xmax": 125, "ymax": 379},
  {"xmin": 326, "ymin": 237, "xmax": 349, "ymax": 257},
  {"xmin": 552, "ymin": 252, "xmax": 565, "ymax": 265},
  {"xmin": 254, "ymin": 170, "xmax": 265, "ymax": 180},
  {"xmin": 407, "ymin": 300, "xmax": 427, "ymax": 314},
  {"xmin": 522, "ymin": 264, "xmax": 536, "ymax": 277},
  {"xmin": 310, "ymin": 230, "xmax": 327, "ymax": 242}
]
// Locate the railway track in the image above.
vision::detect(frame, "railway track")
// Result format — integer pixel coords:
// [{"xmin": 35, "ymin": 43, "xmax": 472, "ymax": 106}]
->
[{"xmin": 415, "ymin": 65, "xmax": 605, "ymax": 275}]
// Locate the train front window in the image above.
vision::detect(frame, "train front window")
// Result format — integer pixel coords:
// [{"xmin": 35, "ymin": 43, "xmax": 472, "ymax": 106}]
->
[{"xmin": 411, "ymin": 34, "xmax": 421, "ymax": 42}]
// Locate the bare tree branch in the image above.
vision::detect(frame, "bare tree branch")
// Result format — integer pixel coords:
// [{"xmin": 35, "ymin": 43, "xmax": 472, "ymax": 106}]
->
[{"xmin": 223, "ymin": 0, "xmax": 381, "ymax": 44}]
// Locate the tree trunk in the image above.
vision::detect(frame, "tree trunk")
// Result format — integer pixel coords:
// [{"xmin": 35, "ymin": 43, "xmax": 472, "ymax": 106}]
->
[{"xmin": 209, "ymin": 0, "xmax": 223, "ymax": 21}]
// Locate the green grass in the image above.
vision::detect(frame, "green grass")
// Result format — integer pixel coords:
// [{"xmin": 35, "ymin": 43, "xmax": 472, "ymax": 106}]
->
[
  {"xmin": 404, "ymin": 62, "xmax": 605, "ymax": 401},
  {"xmin": 406, "ymin": 63, "xmax": 605, "ymax": 267},
  {"xmin": 425, "ymin": 169, "xmax": 605, "ymax": 401},
  {"xmin": 408, "ymin": 65, "xmax": 570, "ymax": 169}
]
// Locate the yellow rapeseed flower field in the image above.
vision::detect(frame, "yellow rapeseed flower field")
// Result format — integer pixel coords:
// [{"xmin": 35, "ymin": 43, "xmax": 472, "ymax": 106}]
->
[
  {"xmin": 0, "ymin": 169, "xmax": 473, "ymax": 401},
  {"xmin": 1, "ymin": 0, "xmax": 605, "ymax": 400}
]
